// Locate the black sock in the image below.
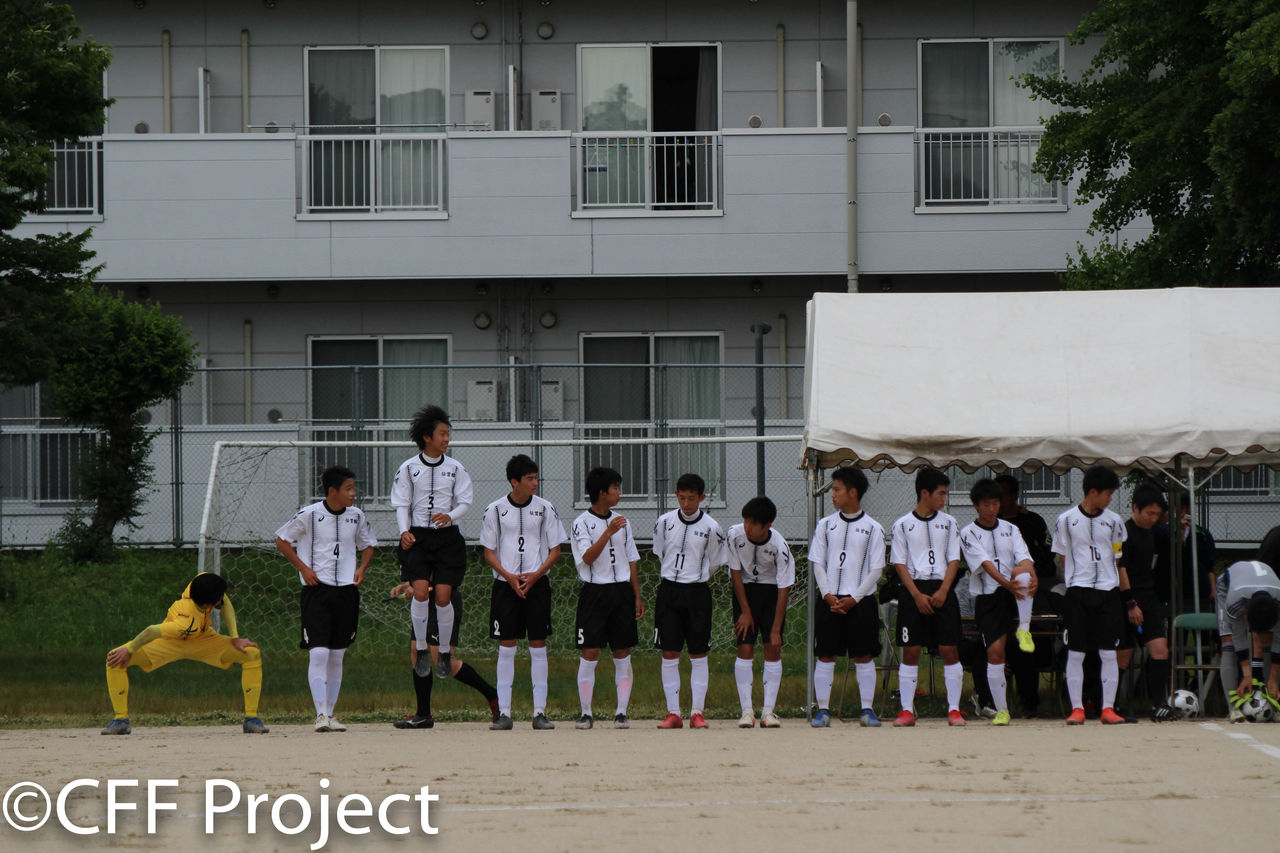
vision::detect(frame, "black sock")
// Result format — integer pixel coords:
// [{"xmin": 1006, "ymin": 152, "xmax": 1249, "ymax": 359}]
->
[
  {"xmin": 413, "ymin": 669, "xmax": 433, "ymax": 718},
  {"xmin": 1252, "ymin": 658, "xmax": 1264, "ymax": 683},
  {"xmin": 1146, "ymin": 658, "xmax": 1171, "ymax": 707},
  {"xmin": 455, "ymin": 661, "xmax": 498, "ymax": 703}
]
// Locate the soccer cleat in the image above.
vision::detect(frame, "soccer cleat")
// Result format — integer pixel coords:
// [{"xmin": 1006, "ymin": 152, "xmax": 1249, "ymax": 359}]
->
[
  {"xmin": 737, "ymin": 712, "xmax": 756, "ymax": 728},
  {"xmin": 412, "ymin": 654, "xmax": 432, "ymax": 679},
  {"xmin": 690, "ymin": 713, "xmax": 709, "ymax": 729},
  {"xmin": 859, "ymin": 709, "xmax": 881, "ymax": 728},
  {"xmin": 657, "ymin": 712, "xmax": 684, "ymax": 729},
  {"xmin": 613, "ymin": 714, "xmax": 630, "ymax": 729},
  {"xmin": 489, "ymin": 697, "xmax": 501, "ymax": 723},
  {"xmin": 394, "ymin": 715, "xmax": 435, "ymax": 729},
  {"xmin": 761, "ymin": 711, "xmax": 782, "ymax": 728},
  {"xmin": 948, "ymin": 709, "xmax": 966, "ymax": 727},
  {"xmin": 1228, "ymin": 706, "xmax": 1246, "ymax": 723},
  {"xmin": 970, "ymin": 693, "xmax": 996, "ymax": 719},
  {"xmin": 490, "ymin": 714, "xmax": 513, "ymax": 731},
  {"xmin": 242, "ymin": 717, "xmax": 269, "ymax": 734},
  {"xmin": 1150, "ymin": 704, "xmax": 1178, "ymax": 723},
  {"xmin": 101, "ymin": 718, "xmax": 131, "ymax": 735},
  {"xmin": 314, "ymin": 714, "xmax": 331, "ymax": 732},
  {"xmin": 575, "ymin": 714, "xmax": 594, "ymax": 730},
  {"xmin": 1099, "ymin": 707, "xmax": 1125, "ymax": 725},
  {"xmin": 434, "ymin": 652, "xmax": 452, "ymax": 680},
  {"xmin": 1065, "ymin": 707, "xmax": 1086, "ymax": 725},
  {"xmin": 1015, "ymin": 628, "xmax": 1036, "ymax": 653},
  {"xmin": 326, "ymin": 716, "xmax": 347, "ymax": 732},
  {"xmin": 531, "ymin": 713, "xmax": 555, "ymax": 730},
  {"xmin": 810, "ymin": 708, "xmax": 832, "ymax": 728},
  {"xmin": 893, "ymin": 710, "xmax": 916, "ymax": 727},
  {"xmin": 991, "ymin": 711, "xmax": 1011, "ymax": 726}
]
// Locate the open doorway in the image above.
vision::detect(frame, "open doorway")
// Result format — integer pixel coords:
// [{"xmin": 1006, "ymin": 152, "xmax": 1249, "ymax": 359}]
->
[{"xmin": 651, "ymin": 46, "xmax": 718, "ymax": 209}]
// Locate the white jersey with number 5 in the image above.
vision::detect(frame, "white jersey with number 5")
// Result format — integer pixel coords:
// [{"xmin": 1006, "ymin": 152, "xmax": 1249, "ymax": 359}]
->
[
  {"xmin": 890, "ymin": 510, "xmax": 961, "ymax": 581},
  {"xmin": 1052, "ymin": 505, "xmax": 1126, "ymax": 590},
  {"xmin": 571, "ymin": 509, "xmax": 640, "ymax": 583},
  {"xmin": 652, "ymin": 510, "xmax": 728, "ymax": 583},
  {"xmin": 479, "ymin": 494, "xmax": 567, "ymax": 578},
  {"xmin": 275, "ymin": 501, "xmax": 377, "ymax": 586}
]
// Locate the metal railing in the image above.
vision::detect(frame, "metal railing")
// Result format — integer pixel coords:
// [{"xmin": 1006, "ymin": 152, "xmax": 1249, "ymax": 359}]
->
[
  {"xmin": 574, "ymin": 131, "xmax": 721, "ymax": 212},
  {"xmin": 0, "ymin": 428, "xmax": 97, "ymax": 503},
  {"xmin": 300, "ymin": 133, "xmax": 446, "ymax": 215},
  {"xmin": 36, "ymin": 138, "xmax": 103, "ymax": 216},
  {"xmin": 916, "ymin": 127, "xmax": 1061, "ymax": 207}
]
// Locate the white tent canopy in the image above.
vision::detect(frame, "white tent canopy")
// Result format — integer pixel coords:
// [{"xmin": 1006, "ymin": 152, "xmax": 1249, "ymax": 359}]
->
[{"xmin": 802, "ymin": 287, "xmax": 1280, "ymax": 475}]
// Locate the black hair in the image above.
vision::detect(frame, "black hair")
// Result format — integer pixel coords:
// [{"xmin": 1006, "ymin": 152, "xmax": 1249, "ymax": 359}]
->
[
  {"xmin": 409, "ymin": 404, "xmax": 451, "ymax": 450},
  {"xmin": 585, "ymin": 466, "xmax": 622, "ymax": 504},
  {"xmin": 741, "ymin": 496, "xmax": 777, "ymax": 526},
  {"xmin": 506, "ymin": 453, "xmax": 538, "ymax": 483},
  {"xmin": 994, "ymin": 473, "xmax": 1020, "ymax": 496},
  {"xmin": 675, "ymin": 473, "xmax": 706, "ymax": 495},
  {"xmin": 914, "ymin": 466, "xmax": 950, "ymax": 499},
  {"xmin": 1130, "ymin": 482, "xmax": 1168, "ymax": 513},
  {"xmin": 189, "ymin": 572, "xmax": 228, "ymax": 608},
  {"xmin": 1082, "ymin": 465, "xmax": 1120, "ymax": 495},
  {"xmin": 831, "ymin": 466, "xmax": 869, "ymax": 501},
  {"xmin": 969, "ymin": 478, "xmax": 1003, "ymax": 506},
  {"xmin": 321, "ymin": 465, "xmax": 355, "ymax": 495},
  {"xmin": 1247, "ymin": 592, "xmax": 1280, "ymax": 633}
]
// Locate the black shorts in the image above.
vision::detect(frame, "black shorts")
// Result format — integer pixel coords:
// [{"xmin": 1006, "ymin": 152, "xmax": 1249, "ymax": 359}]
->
[
  {"xmin": 576, "ymin": 582, "xmax": 639, "ymax": 651},
  {"xmin": 896, "ymin": 579, "xmax": 962, "ymax": 648},
  {"xmin": 732, "ymin": 583, "xmax": 786, "ymax": 646},
  {"xmin": 398, "ymin": 525, "xmax": 467, "ymax": 588},
  {"xmin": 427, "ymin": 592, "xmax": 463, "ymax": 648},
  {"xmin": 1120, "ymin": 589, "xmax": 1167, "ymax": 649},
  {"xmin": 299, "ymin": 583, "xmax": 360, "ymax": 649},
  {"xmin": 813, "ymin": 595, "xmax": 880, "ymax": 658},
  {"xmin": 654, "ymin": 579, "xmax": 712, "ymax": 654},
  {"xmin": 489, "ymin": 576, "xmax": 552, "ymax": 641},
  {"xmin": 974, "ymin": 587, "xmax": 1017, "ymax": 648},
  {"xmin": 1063, "ymin": 586, "xmax": 1124, "ymax": 652}
]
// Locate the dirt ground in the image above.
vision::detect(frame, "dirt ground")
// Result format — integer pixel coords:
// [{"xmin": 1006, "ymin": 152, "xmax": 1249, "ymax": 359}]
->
[{"xmin": 2, "ymin": 717, "xmax": 1278, "ymax": 852}]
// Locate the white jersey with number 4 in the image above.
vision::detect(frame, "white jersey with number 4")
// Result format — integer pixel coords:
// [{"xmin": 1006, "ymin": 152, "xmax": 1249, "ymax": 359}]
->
[
  {"xmin": 571, "ymin": 509, "xmax": 641, "ymax": 583},
  {"xmin": 725, "ymin": 524, "xmax": 795, "ymax": 588},
  {"xmin": 961, "ymin": 519, "xmax": 1032, "ymax": 595},
  {"xmin": 1051, "ymin": 505, "xmax": 1126, "ymax": 590},
  {"xmin": 479, "ymin": 494, "xmax": 567, "ymax": 578},
  {"xmin": 275, "ymin": 502, "xmax": 377, "ymax": 586},
  {"xmin": 891, "ymin": 510, "xmax": 961, "ymax": 582},
  {"xmin": 652, "ymin": 510, "xmax": 728, "ymax": 583}
]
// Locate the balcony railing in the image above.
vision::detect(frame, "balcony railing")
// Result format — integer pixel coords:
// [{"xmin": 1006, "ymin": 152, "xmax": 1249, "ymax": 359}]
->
[
  {"xmin": 36, "ymin": 138, "xmax": 103, "ymax": 217},
  {"xmin": 916, "ymin": 127, "xmax": 1062, "ymax": 208},
  {"xmin": 300, "ymin": 133, "xmax": 446, "ymax": 216},
  {"xmin": 574, "ymin": 132, "xmax": 722, "ymax": 213}
]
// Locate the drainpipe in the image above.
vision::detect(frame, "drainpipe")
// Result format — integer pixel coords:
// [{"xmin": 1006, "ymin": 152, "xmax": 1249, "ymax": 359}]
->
[
  {"xmin": 846, "ymin": 3, "xmax": 859, "ymax": 292},
  {"xmin": 241, "ymin": 30, "xmax": 251, "ymax": 132},
  {"xmin": 162, "ymin": 29, "xmax": 172, "ymax": 133},
  {"xmin": 777, "ymin": 312, "xmax": 788, "ymax": 419},
  {"xmin": 243, "ymin": 320, "xmax": 253, "ymax": 422},
  {"xmin": 776, "ymin": 24, "xmax": 785, "ymax": 127}
]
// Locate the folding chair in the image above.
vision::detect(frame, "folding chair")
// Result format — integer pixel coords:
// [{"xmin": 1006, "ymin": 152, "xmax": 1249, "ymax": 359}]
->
[{"xmin": 1171, "ymin": 611, "xmax": 1220, "ymax": 709}]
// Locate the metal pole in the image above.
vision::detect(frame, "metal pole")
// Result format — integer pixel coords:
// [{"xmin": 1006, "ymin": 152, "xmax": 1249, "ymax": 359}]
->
[
  {"xmin": 805, "ymin": 450, "xmax": 822, "ymax": 721},
  {"xmin": 751, "ymin": 323, "xmax": 772, "ymax": 496},
  {"xmin": 1188, "ymin": 464, "xmax": 1204, "ymax": 693},
  {"xmin": 171, "ymin": 390, "xmax": 183, "ymax": 548},
  {"xmin": 846, "ymin": 1, "xmax": 860, "ymax": 292}
]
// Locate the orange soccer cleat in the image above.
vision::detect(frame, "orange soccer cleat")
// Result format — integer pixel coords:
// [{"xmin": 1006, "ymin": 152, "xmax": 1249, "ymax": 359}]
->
[
  {"xmin": 947, "ymin": 709, "xmax": 966, "ymax": 726},
  {"xmin": 1065, "ymin": 707, "xmax": 1086, "ymax": 725},
  {"xmin": 1099, "ymin": 707, "xmax": 1125, "ymax": 725},
  {"xmin": 657, "ymin": 713, "xmax": 684, "ymax": 729},
  {"xmin": 892, "ymin": 710, "xmax": 916, "ymax": 727}
]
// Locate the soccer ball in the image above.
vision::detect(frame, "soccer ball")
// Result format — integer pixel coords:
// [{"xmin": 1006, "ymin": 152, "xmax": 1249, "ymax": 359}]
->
[
  {"xmin": 1240, "ymin": 690, "xmax": 1276, "ymax": 723},
  {"xmin": 1169, "ymin": 689, "xmax": 1199, "ymax": 719}
]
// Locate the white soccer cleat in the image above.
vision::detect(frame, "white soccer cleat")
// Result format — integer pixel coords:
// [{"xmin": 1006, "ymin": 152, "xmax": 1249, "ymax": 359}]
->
[
  {"xmin": 314, "ymin": 714, "xmax": 331, "ymax": 733},
  {"xmin": 326, "ymin": 715, "xmax": 347, "ymax": 732},
  {"xmin": 760, "ymin": 711, "xmax": 782, "ymax": 728},
  {"xmin": 737, "ymin": 711, "xmax": 755, "ymax": 728}
]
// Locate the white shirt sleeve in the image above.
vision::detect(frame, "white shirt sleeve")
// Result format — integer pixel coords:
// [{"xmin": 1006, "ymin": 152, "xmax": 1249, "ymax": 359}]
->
[
  {"xmin": 356, "ymin": 511, "xmax": 377, "ymax": 549},
  {"xmin": 478, "ymin": 503, "xmax": 499, "ymax": 550},
  {"xmin": 395, "ymin": 506, "xmax": 411, "ymax": 535},
  {"xmin": 852, "ymin": 524, "xmax": 886, "ymax": 602},
  {"xmin": 623, "ymin": 521, "xmax": 640, "ymax": 564},
  {"xmin": 810, "ymin": 522, "xmax": 831, "ymax": 597},
  {"xmin": 449, "ymin": 463, "xmax": 473, "ymax": 523},
  {"xmin": 543, "ymin": 503, "xmax": 568, "ymax": 550},
  {"xmin": 1011, "ymin": 527, "xmax": 1032, "ymax": 566},
  {"xmin": 707, "ymin": 521, "xmax": 729, "ymax": 570},
  {"xmin": 389, "ymin": 459, "xmax": 412, "ymax": 508},
  {"xmin": 889, "ymin": 520, "xmax": 908, "ymax": 567},
  {"xmin": 570, "ymin": 517, "xmax": 594, "ymax": 580},
  {"xmin": 960, "ymin": 528, "xmax": 995, "ymax": 574},
  {"xmin": 275, "ymin": 510, "xmax": 306, "ymax": 544},
  {"xmin": 946, "ymin": 518, "xmax": 962, "ymax": 564},
  {"xmin": 775, "ymin": 537, "xmax": 796, "ymax": 589},
  {"xmin": 1050, "ymin": 513, "xmax": 1068, "ymax": 556},
  {"xmin": 652, "ymin": 516, "xmax": 667, "ymax": 561}
]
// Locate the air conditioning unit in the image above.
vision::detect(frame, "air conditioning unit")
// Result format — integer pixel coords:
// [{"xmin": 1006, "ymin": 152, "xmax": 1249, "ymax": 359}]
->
[
  {"xmin": 539, "ymin": 379, "xmax": 563, "ymax": 421},
  {"xmin": 467, "ymin": 379, "xmax": 498, "ymax": 420},
  {"xmin": 531, "ymin": 89, "xmax": 561, "ymax": 131},
  {"xmin": 465, "ymin": 90, "xmax": 495, "ymax": 131}
]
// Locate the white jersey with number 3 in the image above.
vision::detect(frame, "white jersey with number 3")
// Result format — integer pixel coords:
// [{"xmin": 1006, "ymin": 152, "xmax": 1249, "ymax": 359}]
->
[
  {"xmin": 479, "ymin": 494, "xmax": 567, "ymax": 578},
  {"xmin": 389, "ymin": 453, "xmax": 473, "ymax": 528}
]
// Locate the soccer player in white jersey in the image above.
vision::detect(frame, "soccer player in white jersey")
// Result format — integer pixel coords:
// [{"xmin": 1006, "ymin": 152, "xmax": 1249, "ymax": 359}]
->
[
  {"xmin": 571, "ymin": 466, "xmax": 644, "ymax": 729},
  {"xmin": 727, "ymin": 497, "xmax": 795, "ymax": 728},
  {"xmin": 959, "ymin": 478, "xmax": 1037, "ymax": 727},
  {"xmin": 890, "ymin": 467, "xmax": 964, "ymax": 727},
  {"xmin": 810, "ymin": 466, "xmax": 886, "ymax": 728},
  {"xmin": 1215, "ymin": 560, "xmax": 1280, "ymax": 711},
  {"xmin": 481, "ymin": 454, "xmax": 567, "ymax": 731},
  {"xmin": 274, "ymin": 465, "xmax": 376, "ymax": 732},
  {"xmin": 391, "ymin": 405, "xmax": 473, "ymax": 681},
  {"xmin": 1052, "ymin": 465, "xmax": 1129, "ymax": 725},
  {"xmin": 652, "ymin": 472, "xmax": 728, "ymax": 729}
]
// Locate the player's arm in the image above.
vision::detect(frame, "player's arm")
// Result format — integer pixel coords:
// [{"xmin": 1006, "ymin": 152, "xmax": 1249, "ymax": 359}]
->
[
  {"xmin": 434, "ymin": 465, "xmax": 473, "ymax": 527},
  {"xmin": 355, "ymin": 545, "xmax": 374, "ymax": 586},
  {"xmin": 484, "ymin": 546, "xmax": 523, "ymax": 596},
  {"xmin": 528, "ymin": 544, "xmax": 561, "ymax": 585},
  {"xmin": 220, "ymin": 595, "xmax": 239, "ymax": 637},
  {"xmin": 583, "ymin": 516, "xmax": 627, "ymax": 567},
  {"xmin": 390, "ymin": 464, "xmax": 416, "ymax": 549},
  {"xmin": 275, "ymin": 536, "xmax": 320, "ymax": 586},
  {"xmin": 809, "ymin": 527, "xmax": 838, "ymax": 610},
  {"xmin": 730, "ymin": 569, "xmax": 754, "ymax": 639},
  {"xmin": 629, "ymin": 560, "xmax": 645, "ymax": 620},
  {"xmin": 895, "ymin": 562, "xmax": 933, "ymax": 614},
  {"xmin": 933, "ymin": 558, "xmax": 960, "ymax": 607},
  {"xmin": 1116, "ymin": 564, "xmax": 1142, "ymax": 625}
]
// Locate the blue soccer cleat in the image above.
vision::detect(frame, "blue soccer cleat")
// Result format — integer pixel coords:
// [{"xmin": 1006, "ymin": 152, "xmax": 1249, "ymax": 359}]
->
[
  {"xmin": 810, "ymin": 708, "xmax": 832, "ymax": 728},
  {"xmin": 859, "ymin": 708, "xmax": 882, "ymax": 727}
]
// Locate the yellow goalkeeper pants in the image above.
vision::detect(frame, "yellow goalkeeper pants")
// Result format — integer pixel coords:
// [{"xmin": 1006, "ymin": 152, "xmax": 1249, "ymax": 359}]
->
[{"xmin": 106, "ymin": 633, "xmax": 263, "ymax": 718}]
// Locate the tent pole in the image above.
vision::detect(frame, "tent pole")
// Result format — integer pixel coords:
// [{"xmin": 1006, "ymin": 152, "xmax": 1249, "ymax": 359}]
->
[
  {"xmin": 1187, "ymin": 463, "xmax": 1205, "ymax": 693},
  {"xmin": 805, "ymin": 451, "xmax": 822, "ymax": 721}
]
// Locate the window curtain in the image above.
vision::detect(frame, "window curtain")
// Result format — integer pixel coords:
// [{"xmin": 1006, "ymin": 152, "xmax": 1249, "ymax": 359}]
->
[
  {"xmin": 993, "ymin": 41, "xmax": 1058, "ymax": 126},
  {"xmin": 308, "ymin": 50, "xmax": 375, "ymax": 209},
  {"xmin": 379, "ymin": 49, "xmax": 447, "ymax": 209},
  {"xmin": 383, "ymin": 338, "xmax": 448, "ymax": 420},
  {"xmin": 655, "ymin": 335, "xmax": 721, "ymax": 497},
  {"xmin": 581, "ymin": 46, "xmax": 647, "ymax": 207},
  {"xmin": 920, "ymin": 42, "xmax": 988, "ymax": 127}
]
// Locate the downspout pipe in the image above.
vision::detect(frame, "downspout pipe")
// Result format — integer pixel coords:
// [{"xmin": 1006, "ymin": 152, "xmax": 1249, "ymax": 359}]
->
[
  {"xmin": 241, "ymin": 30, "xmax": 251, "ymax": 132},
  {"xmin": 776, "ymin": 24, "xmax": 785, "ymax": 127},
  {"xmin": 162, "ymin": 29, "xmax": 172, "ymax": 133},
  {"xmin": 846, "ymin": 4, "xmax": 859, "ymax": 292}
]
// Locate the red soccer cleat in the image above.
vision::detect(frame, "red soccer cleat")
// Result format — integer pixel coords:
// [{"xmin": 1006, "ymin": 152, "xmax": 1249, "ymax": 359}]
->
[
  {"xmin": 690, "ymin": 712, "xmax": 709, "ymax": 729},
  {"xmin": 892, "ymin": 710, "xmax": 916, "ymax": 727},
  {"xmin": 1065, "ymin": 707, "xmax": 1086, "ymax": 725},
  {"xmin": 1099, "ymin": 707, "xmax": 1125, "ymax": 725},
  {"xmin": 657, "ymin": 713, "xmax": 684, "ymax": 729},
  {"xmin": 948, "ymin": 709, "xmax": 966, "ymax": 727}
]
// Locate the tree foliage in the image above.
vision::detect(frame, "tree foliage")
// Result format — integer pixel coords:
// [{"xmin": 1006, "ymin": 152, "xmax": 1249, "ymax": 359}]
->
[{"xmin": 1024, "ymin": 0, "xmax": 1280, "ymax": 288}]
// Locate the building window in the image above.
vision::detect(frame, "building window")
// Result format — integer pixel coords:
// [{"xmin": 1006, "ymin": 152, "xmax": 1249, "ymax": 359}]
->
[
  {"xmin": 0, "ymin": 384, "xmax": 95, "ymax": 503},
  {"xmin": 917, "ymin": 38, "xmax": 1063, "ymax": 207},
  {"xmin": 1206, "ymin": 466, "xmax": 1272, "ymax": 497}
]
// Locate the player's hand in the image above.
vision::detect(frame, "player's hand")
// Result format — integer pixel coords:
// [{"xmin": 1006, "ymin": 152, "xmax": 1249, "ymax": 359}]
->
[
  {"xmin": 431, "ymin": 512, "xmax": 452, "ymax": 528},
  {"xmin": 1238, "ymin": 675, "xmax": 1254, "ymax": 700},
  {"xmin": 106, "ymin": 647, "xmax": 132, "ymax": 668},
  {"xmin": 833, "ymin": 596, "xmax": 856, "ymax": 614},
  {"xmin": 518, "ymin": 573, "xmax": 538, "ymax": 595},
  {"xmin": 913, "ymin": 590, "xmax": 935, "ymax": 615},
  {"xmin": 506, "ymin": 573, "xmax": 526, "ymax": 598},
  {"xmin": 928, "ymin": 589, "xmax": 946, "ymax": 609},
  {"xmin": 1267, "ymin": 679, "xmax": 1279, "ymax": 701},
  {"xmin": 769, "ymin": 630, "xmax": 782, "ymax": 647},
  {"xmin": 400, "ymin": 530, "xmax": 416, "ymax": 550},
  {"xmin": 823, "ymin": 593, "xmax": 840, "ymax": 612},
  {"xmin": 734, "ymin": 612, "xmax": 755, "ymax": 639},
  {"xmin": 607, "ymin": 515, "xmax": 628, "ymax": 535},
  {"xmin": 1128, "ymin": 604, "xmax": 1143, "ymax": 626},
  {"xmin": 1026, "ymin": 575, "xmax": 1039, "ymax": 596},
  {"xmin": 389, "ymin": 582, "xmax": 412, "ymax": 600},
  {"xmin": 231, "ymin": 638, "xmax": 259, "ymax": 652},
  {"xmin": 354, "ymin": 565, "xmax": 367, "ymax": 586},
  {"xmin": 634, "ymin": 597, "xmax": 646, "ymax": 620},
  {"xmin": 300, "ymin": 565, "xmax": 320, "ymax": 586}
]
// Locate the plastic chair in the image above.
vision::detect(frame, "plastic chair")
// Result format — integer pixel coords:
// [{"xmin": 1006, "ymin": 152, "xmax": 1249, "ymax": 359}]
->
[{"xmin": 1171, "ymin": 611, "xmax": 1220, "ymax": 708}]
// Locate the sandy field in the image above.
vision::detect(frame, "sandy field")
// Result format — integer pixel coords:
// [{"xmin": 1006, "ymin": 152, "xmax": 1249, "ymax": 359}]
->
[{"xmin": 2, "ymin": 716, "xmax": 1278, "ymax": 852}]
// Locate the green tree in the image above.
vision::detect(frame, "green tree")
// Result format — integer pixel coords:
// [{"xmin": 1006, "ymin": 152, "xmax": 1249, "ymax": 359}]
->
[
  {"xmin": 0, "ymin": 1, "xmax": 111, "ymax": 385},
  {"xmin": 1024, "ymin": 0, "xmax": 1280, "ymax": 289},
  {"xmin": 51, "ymin": 290, "xmax": 196, "ymax": 560}
]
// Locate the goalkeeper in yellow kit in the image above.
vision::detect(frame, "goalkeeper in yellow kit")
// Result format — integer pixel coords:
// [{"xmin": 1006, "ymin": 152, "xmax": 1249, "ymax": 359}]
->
[{"xmin": 101, "ymin": 572, "xmax": 268, "ymax": 734}]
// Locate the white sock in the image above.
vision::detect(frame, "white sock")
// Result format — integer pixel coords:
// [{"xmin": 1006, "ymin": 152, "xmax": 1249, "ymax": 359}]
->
[
  {"xmin": 410, "ymin": 598, "xmax": 430, "ymax": 650},
  {"xmin": 988, "ymin": 662, "xmax": 1008, "ymax": 713},
  {"xmin": 1067, "ymin": 650, "xmax": 1086, "ymax": 709},
  {"xmin": 577, "ymin": 658, "xmax": 597, "ymax": 716},
  {"xmin": 1015, "ymin": 574, "xmax": 1033, "ymax": 631},
  {"xmin": 324, "ymin": 648, "xmax": 346, "ymax": 717},
  {"xmin": 1099, "ymin": 649, "xmax": 1119, "ymax": 709},
  {"xmin": 530, "ymin": 646, "xmax": 549, "ymax": 715},
  {"xmin": 763, "ymin": 660, "xmax": 783, "ymax": 715},
  {"xmin": 496, "ymin": 645, "xmax": 517, "ymax": 716},
  {"xmin": 614, "ymin": 655, "xmax": 634, "ymax": 716},
  {"xmin": 735, "ymin": 657, "xmax": 755, "ymax": 715},
  {"xmin": 308, "ymin": 647, "xmax": 330, "ymax": 716},
  {"xmin": 855, "ymin": 660, "xmax": 876, "ymax": 711},
  {"xmin": 690, "ymin": 656, "xmax": 709, "ymax": 715},
  {"xmin": 898, "ymin": 664, "xmax": 918, "ymax": 714},
  {"xmin": 814, "ymin": 660, "xmax": 835, "ymax": 710},
  {"xmin": 661, "ymin": 658, "xmax": 681, "ymax": 715},
  {"xmin": 434, "ymin": 598, "xmax": 455, "ymax": 652},
  {"xmin": 944, "ymin": 662, "xmax": 963, "ymax": 712}
]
